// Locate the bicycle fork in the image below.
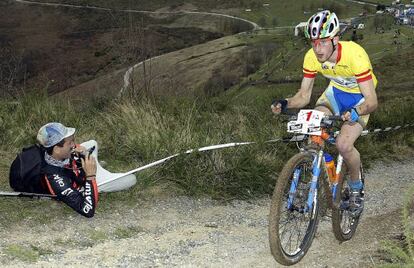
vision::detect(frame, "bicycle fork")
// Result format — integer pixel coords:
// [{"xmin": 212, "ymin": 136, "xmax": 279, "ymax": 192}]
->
[
  {"xmin": 287, "ymin": 152, "xmax": 344, "ymax": 214},
  {"xmin": 287, "ymin": 151, "xmax": 323, "ymax": 215},
  {"xmin": 305, "ymin": 152, "xmax": 345, "ymax": 213},
  {"xmin": 305, "ymin": 151, "xmax": 324, "ymax": 214}
]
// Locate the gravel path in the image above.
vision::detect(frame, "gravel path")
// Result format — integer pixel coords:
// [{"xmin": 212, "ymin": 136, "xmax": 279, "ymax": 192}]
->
[{"xmin": 0, "ymin": 159, "xmax": 413, "ymax": 267}]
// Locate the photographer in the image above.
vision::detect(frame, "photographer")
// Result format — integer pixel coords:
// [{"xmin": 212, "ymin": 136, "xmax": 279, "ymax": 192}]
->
[{"xmin": 37, "ymin": 122, "xmax": 99, "ymax": 218}]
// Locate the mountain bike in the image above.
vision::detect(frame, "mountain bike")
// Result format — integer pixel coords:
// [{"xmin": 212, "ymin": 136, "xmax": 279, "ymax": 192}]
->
[{"xmin": 268, "ymin": 109, "xmax": 365, "ymax": 266}]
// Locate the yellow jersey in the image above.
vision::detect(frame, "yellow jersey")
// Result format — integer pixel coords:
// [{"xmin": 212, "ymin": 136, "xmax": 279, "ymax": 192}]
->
[{"xmin": 303, "ymin": 41, "xmax": 377, "ymax": 93}]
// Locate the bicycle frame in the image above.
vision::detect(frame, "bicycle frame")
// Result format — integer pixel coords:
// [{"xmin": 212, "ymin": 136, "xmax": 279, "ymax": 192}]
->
[
  {"xmin": 289, "ymin": 129, "xmax": 344, "ymax": 214},
  {"xmin": 269, "ymin": 109, "xmax": 363, "ymax": 265}
]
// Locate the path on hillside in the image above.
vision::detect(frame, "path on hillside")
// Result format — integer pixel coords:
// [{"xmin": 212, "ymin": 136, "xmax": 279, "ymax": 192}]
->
[
  {"xmin": 14, "ymin": 0, "xmax": 379, "ymax": 98},
  {"xmin": 14, "ymin": 0, "xmax": 260, "ymax": 30},
  {"xmin": 344, "ymin": 0, "xmax": 378, "ymax": 7},
  {"xmin": 13, "ymin": 0, "xmax": 263, "ymax": 96},
  {"xmin": 0, "ymin": 159, "xmax": 413, "ymax": 267}
]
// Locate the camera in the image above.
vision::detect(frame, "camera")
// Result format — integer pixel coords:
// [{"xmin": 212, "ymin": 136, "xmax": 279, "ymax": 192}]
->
[{"xmin": 77, "ymin": 146, "xmax": 95, "ymax": 160}]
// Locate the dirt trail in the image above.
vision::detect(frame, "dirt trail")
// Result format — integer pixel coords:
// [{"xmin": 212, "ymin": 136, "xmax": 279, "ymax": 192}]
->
[{"xmin": 0, "ymin": 159, "xmax": 413, "ymax": 267}]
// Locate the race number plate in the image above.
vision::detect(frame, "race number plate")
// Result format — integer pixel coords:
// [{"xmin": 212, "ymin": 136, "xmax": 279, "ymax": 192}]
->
[{"xmin": 287, "ymin": 109, "xmax": 324, "ymax": 135}]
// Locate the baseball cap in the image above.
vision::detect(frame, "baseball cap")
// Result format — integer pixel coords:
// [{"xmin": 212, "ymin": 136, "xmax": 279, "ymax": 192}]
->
[{"xmin": 37, "ymin": 122, "xmax": 76, "ymax": 148}]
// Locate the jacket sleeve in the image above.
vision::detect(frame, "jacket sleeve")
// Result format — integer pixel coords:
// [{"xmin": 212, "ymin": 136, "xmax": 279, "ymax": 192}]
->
[{"xmin": 44, "ymin": 173, "xmax": 99, "ymax": 218}]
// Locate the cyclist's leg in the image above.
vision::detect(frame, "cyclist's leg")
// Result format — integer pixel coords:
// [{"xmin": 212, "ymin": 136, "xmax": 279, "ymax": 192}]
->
[
  {"xmin": 314, "ymin": 86, "xmax": 334, "ymax": 115},
  {"xmin": 315, "ymin": 85, "xmax": 366, "ymax": 178},
  {"xmin": 318, "ymin": 85, "xmax": 368, "ymax": 215},
  {"xmin": 336, "ymin": 123, "xmax": 365, "ymax": 215},
  {"xmin": 336, "ymin": 122, "xmax": 363, "ymax": 181},
  {"xmin": 331, "ymin": 87, "xmax": 368, "ymax": 181},
  {"xmin": 315, "ymin": 105, "xmax": 332, "ymax": 115}
]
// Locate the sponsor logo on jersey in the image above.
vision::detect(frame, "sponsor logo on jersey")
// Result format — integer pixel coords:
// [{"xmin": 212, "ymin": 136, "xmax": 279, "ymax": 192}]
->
[
  {"xmin": 53, "ymin": 175, "xmax": 65, "ymax": 187},
  {"xmin": 61, "ymin": 188, "xmax": 74, "ymax": 196}
]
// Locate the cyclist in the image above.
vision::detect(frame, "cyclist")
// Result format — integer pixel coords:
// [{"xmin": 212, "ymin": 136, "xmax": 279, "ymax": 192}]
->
[{"xmin": 271, "ymin": 10, "xmax": 378, "ymax": 216}]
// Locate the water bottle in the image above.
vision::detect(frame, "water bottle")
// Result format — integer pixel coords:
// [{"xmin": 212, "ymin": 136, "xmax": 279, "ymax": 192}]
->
[{"xmin": 324, "ymin": 153, "xmax": 337, "ymax": 183}]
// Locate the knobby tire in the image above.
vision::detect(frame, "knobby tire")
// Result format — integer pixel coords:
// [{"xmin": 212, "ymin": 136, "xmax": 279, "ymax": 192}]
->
[{"xmin": 269, "ymin": 153, "xmax": 320, "ymax": 266}]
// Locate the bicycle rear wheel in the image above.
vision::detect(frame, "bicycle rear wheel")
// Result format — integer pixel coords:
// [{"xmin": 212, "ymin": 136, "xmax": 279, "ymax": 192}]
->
[
  {"xmin": 269, "ymin": 153, "xmax": 320, "ymax": 266},
  {"xmin": 331, "ymin": 163, "xmax": 365, "ymax": 241}
]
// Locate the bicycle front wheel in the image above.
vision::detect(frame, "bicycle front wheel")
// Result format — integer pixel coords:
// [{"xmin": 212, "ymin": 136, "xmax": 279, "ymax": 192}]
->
[{"xmin": 269, "ymin": 153, "xmax": 320, "ymax": 266}]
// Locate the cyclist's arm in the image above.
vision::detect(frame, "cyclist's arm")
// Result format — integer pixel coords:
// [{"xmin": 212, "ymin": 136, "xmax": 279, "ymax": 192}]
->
[
  {"xmin": 355, "ymin": 79, "xmax": 377, "ymax": 115},
  {"xmin": 286, "ymin": 77, "xmax": 315, "ymax": 109}
]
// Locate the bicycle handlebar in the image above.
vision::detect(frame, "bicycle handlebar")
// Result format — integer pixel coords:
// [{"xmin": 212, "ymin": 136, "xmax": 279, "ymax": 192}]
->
[
  {"xmin": 280, "ymin": 110, "xmax": 343, "ymax": 122},
  {"xmin": 326, "ymin": 115, "xmax": 343, "ymax": 121}
]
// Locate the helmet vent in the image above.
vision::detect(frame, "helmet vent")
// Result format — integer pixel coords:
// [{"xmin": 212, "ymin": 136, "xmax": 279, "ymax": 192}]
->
[
  {"xmin": 305, "ymin": 10, "xmax": 339, "ymax": 40},
  {"xmin": 309, "ymin": 17, "xmax": 314, "ymax": 24}
]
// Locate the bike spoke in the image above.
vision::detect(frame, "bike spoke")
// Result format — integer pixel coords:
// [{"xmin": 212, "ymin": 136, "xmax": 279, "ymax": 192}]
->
[{"xmin": 277, "ymin": 162, "xmax": 315, "ymax": 256}]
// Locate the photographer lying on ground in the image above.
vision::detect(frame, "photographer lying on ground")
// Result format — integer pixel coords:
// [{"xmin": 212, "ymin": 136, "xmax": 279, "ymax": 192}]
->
[
  {"xmin": 10, "ymin": 122, "xmax": 99, "ymax": 217},
  {"xmin": 38, "ymin": 122, "xmax": 98, "ymax": 217}
]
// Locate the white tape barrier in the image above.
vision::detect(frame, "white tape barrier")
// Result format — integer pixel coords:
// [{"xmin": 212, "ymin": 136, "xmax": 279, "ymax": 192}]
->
[
  {"xmin": 0, "ymin": 191, "xmax": 55, "ymax": 198},
  {"xmin": 1, "ymin": 123, "xmax": 411, "ymax": 197},
  {"xmin": 333, "ymin": 123, "xmax": 414, "ymax": 137},
  {"xmin": 99, "ymin": 123, "xmax": 414, "ymax": 187},
  {"xmin": 361, "ymin": 124, "xmax": 413, "ymax": 136},
  {"xmin": 98, "ymin": 141, "xmax": 259, "ymax": 187}
]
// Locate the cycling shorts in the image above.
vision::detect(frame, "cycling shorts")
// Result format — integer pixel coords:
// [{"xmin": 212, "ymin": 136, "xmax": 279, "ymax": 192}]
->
[{"xmin": 315, "ymin": 85, "xmax": 369, "ymax": 128}]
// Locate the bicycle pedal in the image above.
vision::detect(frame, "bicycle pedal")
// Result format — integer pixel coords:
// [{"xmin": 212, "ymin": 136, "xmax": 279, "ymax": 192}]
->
[
  {"xmin": 339, "ymin": 201, "xmax": 350, "ymax": 210},
  {"xmin": 349, "ymin": 209, "xmax": 363, "ymax": 218},
  {"xmin": 321, "ymin": 212, "xmax": 332, "ymax": 220}
]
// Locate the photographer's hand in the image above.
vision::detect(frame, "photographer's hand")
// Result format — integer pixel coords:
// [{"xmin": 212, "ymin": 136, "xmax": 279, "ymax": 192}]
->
[
  {"xmin": 73, "ymin": 145, "xmax": 87, "ymax": 156},
  {"xmin": 81, "ymin": 155, "xmax": 97, "ymax": 179}
]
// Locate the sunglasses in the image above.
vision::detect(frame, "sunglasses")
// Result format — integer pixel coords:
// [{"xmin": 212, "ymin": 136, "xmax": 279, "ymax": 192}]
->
[{"xmin": 310, "ymin": 38, "xmax": 332, "ymax": 48}]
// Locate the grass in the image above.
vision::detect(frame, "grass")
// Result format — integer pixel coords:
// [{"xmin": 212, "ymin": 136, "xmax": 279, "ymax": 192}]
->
[
  {"xmin": 0, "ymin": 3, "xmax": 412, "ymax": 226},
  {"xmin": 0, "ymin": 4, "xmax": 412, "ymax": 267},
  {"xmin": 113, "ymin": 226, "xmax": 144, "ymax": 239},
  {"xmin": 91, "ymin": 94, "xmax": 292, "ymax": 199},
  {"xmin": 89, "ymin": 230, "xmax": 108, "ymax": 242},
  {"xmin": 3, "ymin": 244, "xmax": 53, "ymax": 263},
  {"xmin": 379, "ymin": 184, "xmax": 414, "ymax": 267},
  {"xmin": 50, "ymin": 226, "xmax": 143, "ymax": 249}
]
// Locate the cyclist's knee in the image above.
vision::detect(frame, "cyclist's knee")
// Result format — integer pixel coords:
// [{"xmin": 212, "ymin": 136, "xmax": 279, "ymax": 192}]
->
[
  {"xmin": 336, "ymin": 138, "xmax": 354, "ymax": 155},
  {"xmin": 315, "ymin": 106, "xmax": 332, "ymax": 115}
]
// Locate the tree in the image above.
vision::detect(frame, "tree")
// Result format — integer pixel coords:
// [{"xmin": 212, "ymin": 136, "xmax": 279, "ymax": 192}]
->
[
  {"xmin": 115, "ymin": 16, "xmax": 156, "ymax": 98},
  {"xmin": 258, "ymin": 17, "xmax": 267, "ymax": 27},
  {"xmin": 272, "ymin": 17, "xmax": 278, "ymax": 27},
  {"xmin": 351, "ymin": 30, "xmax": 358, "ymax": 41},
  {"xmin": 0, "ymin": 44, "xmax": 26, "ymax": 98},
  {"xmin": 377, "ymin": 4, "xmax": 386, "ymax": 11},
  {"xmin": 363, "ymin": 4, "xmax": 374, "ymax": 13}
]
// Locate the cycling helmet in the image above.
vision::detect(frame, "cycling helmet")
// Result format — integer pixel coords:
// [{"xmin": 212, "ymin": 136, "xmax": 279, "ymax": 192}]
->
[{"xmin": 305, "ymin": 10, "xmax": 340, "ymax": 40}]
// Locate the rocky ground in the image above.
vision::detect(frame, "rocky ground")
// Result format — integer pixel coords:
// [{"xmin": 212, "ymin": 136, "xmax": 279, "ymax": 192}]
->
[{"xmin": 0, "ymin": 159, "xmax": 413, "ymax": 267}]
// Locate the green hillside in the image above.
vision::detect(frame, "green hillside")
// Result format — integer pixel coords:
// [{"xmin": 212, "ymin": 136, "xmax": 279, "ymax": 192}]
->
[
  {"xmin": 0, "ymin": 1, "xmax": 413, "ymax": 231},
  {"xmin": 35, "ymin": 0, "xmax": 368, "ymax": 25}
]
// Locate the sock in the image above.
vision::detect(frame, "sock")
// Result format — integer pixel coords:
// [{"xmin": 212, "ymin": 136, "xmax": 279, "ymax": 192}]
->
[{"xmin": 348, "ymin": 179, "xmax": 363, "ymax": 191}]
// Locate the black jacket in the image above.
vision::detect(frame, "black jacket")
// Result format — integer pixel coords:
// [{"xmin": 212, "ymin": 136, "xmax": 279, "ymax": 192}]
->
[{"xmin": 43, "ymin": 158, "xmax": 98, "ymax": 218}]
